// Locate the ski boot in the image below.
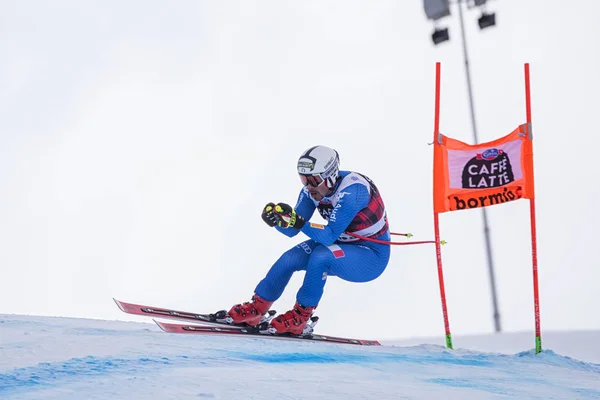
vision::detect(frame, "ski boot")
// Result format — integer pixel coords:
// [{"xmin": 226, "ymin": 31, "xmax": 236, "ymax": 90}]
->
[
  {"xmin": 225, "ymin": 294, "xmax": 274, "ymax": 326},
  {"xmin": 268, "ymin": 302, "xmax": 317, "ymax": 336}
]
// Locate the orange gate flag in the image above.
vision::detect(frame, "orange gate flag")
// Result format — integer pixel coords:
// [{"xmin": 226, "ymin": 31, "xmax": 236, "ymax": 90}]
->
[{"xmin": 433, "ymin": 123, "xmax": 535, "ymax": 214}]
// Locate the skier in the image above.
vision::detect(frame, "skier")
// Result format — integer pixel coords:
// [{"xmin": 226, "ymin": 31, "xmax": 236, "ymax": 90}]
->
[{"xmin": 228, "ymin": 145, "xmax": 391, "ymax": 335}]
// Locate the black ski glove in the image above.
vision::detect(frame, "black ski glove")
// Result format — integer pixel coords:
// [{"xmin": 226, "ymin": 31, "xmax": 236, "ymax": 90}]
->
[
  {"xmin": 261, "ymin": 202, "xmax": 279, "ymax": 227},
  {"xmin": 274, "ymin": 203, "xmax": 306, "ymax": 230}
]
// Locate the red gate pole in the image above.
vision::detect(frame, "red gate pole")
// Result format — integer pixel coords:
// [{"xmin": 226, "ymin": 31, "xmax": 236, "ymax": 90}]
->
[
  {"xmin": 433, "ymin": 62, "xmax": 453, "ymax": 350},
  {"xmin": 524, "ymin": 63, "xmax": 542, "ymax": 354}
]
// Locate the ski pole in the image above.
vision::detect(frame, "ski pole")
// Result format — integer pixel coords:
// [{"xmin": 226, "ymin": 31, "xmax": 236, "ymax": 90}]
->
[
  {"xmin": 391, "ymin": 232, "xmax": 413, "ymax": 238},
  {"xmin": 346, "ymin": 232, "xmax": 446, "ymax": 246}
]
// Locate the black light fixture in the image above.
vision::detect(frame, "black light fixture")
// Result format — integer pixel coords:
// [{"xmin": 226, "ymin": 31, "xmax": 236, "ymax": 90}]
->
[
  {"xmin": 423, "ymin": 0, "xmax": 451, "ymax": 45},
  {"xmin": 424, "ymin": 0, "xmax": 451, "ymax": 20},
  {"xmin": 478, "ymin": 12, "xmax": 496, "ymax": 29},
  {"xmin": 432, "ymin": 27, "xmax": 450, "ymax": 45}
]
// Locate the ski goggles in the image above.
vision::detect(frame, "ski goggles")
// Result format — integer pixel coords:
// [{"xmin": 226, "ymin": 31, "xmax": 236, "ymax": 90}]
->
[{"xmin": 299, "ymin": 173, "xmax": 324, "ymax": 188}]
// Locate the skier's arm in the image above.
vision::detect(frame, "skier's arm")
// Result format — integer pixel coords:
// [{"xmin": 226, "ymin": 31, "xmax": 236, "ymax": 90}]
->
[
  {"xmin": 275, "ymin": 188, "xmax": 316, "ymax": 238},
  {"xmin": 299, "ymin": 184, "xmax": 369, "ymax": 246}
]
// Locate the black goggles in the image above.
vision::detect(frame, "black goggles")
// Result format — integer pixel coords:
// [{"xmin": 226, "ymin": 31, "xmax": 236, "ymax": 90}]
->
[{"xmin": 299, "ymin": 174, "xmax": 324, "ymax": 188}]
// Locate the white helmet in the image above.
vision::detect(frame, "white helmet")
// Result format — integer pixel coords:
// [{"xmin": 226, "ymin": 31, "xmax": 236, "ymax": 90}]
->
[{"xmin": 297, "ymin": 145, "xmax": 340, "ymax": 189}]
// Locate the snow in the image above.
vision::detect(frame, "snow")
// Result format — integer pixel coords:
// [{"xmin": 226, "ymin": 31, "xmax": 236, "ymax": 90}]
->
[{"xmin": 1, "ymin": 314, "xmax": 599, "ymax": 399}]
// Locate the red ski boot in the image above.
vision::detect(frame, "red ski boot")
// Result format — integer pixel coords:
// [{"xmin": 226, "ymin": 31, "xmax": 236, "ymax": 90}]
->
[
  {"xmin": 228, "ymin": 294, "xmax": 273, "ymax": 326},
  {"xmin": 270, "ymin": 302, "xmax": 316, "ymax": 335}
]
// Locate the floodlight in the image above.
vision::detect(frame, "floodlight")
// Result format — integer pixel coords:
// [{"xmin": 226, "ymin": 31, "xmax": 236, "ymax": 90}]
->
[
  {"xmin": 424, "ymin": 0, "xmax": 451, "ymax": 21},
  {"xmin": 478, "ymin": 12, "xmax": 496, "ymax": 29},
  {"xmin": 432, "ymin": 27, "xmax": 450, "ymax": 45}
]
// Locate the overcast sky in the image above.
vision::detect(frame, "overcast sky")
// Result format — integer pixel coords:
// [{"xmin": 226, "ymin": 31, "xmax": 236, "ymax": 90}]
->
[{"xmin": 1, "ymin": 0, "xmax": 598, "ymax": 342}]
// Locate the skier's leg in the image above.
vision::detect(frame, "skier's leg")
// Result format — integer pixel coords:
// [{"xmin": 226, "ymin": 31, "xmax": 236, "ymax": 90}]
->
[
  {"xmin": 228, "ymin": 239, "xmax": 319, "ymax": 325},
  {"xmin": 296, "ymin": 241, "xmax": 391, "ymax": 307},
  {"xmin": 327, "ymin": 242, "xmax": 391, "ymax": 283},
  {"xmin": 269, "ymin": 241, "xmax": 390, "ymax": 334},
  {"xmin": 254, "ymin": 239, "xmax": 319, "ymax": 302}
]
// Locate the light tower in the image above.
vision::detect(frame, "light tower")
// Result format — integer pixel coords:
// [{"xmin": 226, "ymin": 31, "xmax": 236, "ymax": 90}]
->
[{"xmin": 423, "ymin": 0, "xmax": 501, "ymax": 333}]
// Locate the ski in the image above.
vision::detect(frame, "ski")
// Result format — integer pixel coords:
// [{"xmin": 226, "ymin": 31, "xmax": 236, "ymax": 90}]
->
[
  {"xmin": 113, "ymin": 298, "xmax": 268, "ymax": 329},
  {"xmin": 153, "ymin": 320, "xmax": 381, "ymax": 346},
  {"xmin": 114, "ymin": 298, "xmax": 381, "ymax": 346}
]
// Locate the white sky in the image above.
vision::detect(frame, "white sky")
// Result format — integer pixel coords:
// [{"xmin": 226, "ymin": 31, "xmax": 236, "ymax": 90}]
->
[{"xmin": 1, "ymin": 0, "xmax": 598, "ymax": 341}]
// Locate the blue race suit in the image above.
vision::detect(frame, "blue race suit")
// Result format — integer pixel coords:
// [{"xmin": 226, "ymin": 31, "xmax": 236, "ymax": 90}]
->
[{"xmin": 255, "ymin": 171, "xmax": 391, "ymax": 307}]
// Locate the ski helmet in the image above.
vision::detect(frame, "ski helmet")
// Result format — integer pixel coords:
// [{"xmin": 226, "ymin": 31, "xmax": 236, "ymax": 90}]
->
[{"xmin": 297, "ymin": 145, "xmax": 340, "ymax": 189}]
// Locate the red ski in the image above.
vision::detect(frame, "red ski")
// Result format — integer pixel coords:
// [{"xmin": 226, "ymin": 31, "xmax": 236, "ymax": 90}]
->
[
  {"xmin": 113, "ymin": 298, "xmax": 381, "ymax": 346},
  {"xmin": 113, "ymin": 298, "xmax": 249, "ymax": 329},
  {"xmin": 154, "ymin": 320, "xmax": 381, "ymax": 346}
]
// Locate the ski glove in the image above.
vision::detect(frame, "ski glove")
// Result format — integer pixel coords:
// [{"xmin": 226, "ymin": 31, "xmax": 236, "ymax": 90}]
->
[
  {"xmin": 274, "ymin": 203, "xmax": 306, "ymax": 230},
  {"xmin": 261, "ymin": 202, "xmax": 279, "ymax": 227}
]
